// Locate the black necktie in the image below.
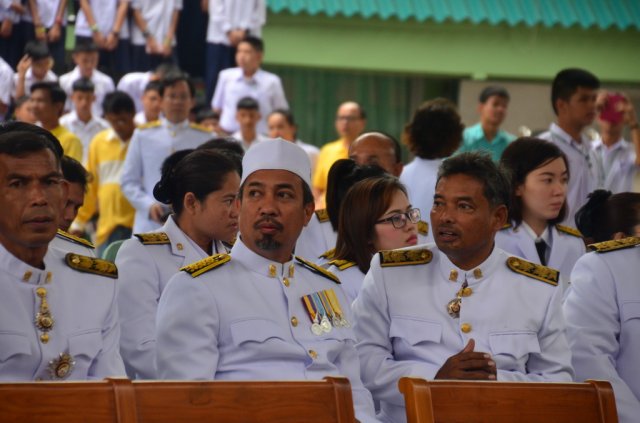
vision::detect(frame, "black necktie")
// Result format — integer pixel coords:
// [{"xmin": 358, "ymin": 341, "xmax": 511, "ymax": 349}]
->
[{"xmin": 535, "ymin": 239, "xmax": 547, "ymax": 266}]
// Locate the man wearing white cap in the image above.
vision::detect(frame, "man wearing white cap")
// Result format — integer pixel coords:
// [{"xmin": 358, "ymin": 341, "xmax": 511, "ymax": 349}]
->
[{"xmin": 156, "ymin": 139, "xmax": 379, "ymax": 423}]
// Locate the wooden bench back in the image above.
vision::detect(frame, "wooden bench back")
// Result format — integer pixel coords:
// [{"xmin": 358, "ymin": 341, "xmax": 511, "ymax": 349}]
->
[
  {"xmin": 0, "ymin": 377, "xmax": 355, "ymax": 423},
  {"xmin": 399, "ymin": 377, "xmax": 618, "ymax": 423}
]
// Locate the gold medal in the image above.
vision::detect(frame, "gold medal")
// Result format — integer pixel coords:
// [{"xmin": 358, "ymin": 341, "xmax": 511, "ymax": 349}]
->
[
  {"xmin": 48, "ymin": 353, "xmax": 75, "ymax": 380},
  {"xmin": 447, "ymin": 298, "xmax": 461, "ymax": 318},
  {"xmin": 311, "ymin": 316, "xmax": 323, "ymax": 336}
]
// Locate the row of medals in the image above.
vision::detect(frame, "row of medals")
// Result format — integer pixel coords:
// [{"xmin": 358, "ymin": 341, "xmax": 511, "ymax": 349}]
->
[
  {"xmin": 305, "ymin": 290, "xmax": 350, "ymax": 336},
  {"xmin": 34, "ymin": 285, "xmax": 76, "ymax": 379}
]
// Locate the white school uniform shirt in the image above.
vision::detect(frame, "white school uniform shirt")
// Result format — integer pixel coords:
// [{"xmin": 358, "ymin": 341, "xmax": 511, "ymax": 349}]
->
[
  {"xmin": 540, "ymin": 123, "xmax": 604, "ymax": 225},
  {"xmin": 564, "ymin": 239, "xmax": 640, "ymax": 423},
  {"xmin": 592, "ymin": 137, "xmax": 638, "ymax": 194},
  {"xmin": 60, "ymin": 111, "xmax": 111, "ymax": 163},
  {"xmin": 399, "ymin": 157, "xmax": 442, "ymax": 244},
  {"xmin": 12, "ymin": 68, "xmax": 58, "ymax": 99},
  {"xmin": 231, "ymin": 130, "xmax": 268, "ymax": 151},
  {"xmin": 495, "ymin": 222, "xmax": 586, "ymax": 292},
  {"xmin": 212, "ymin": 67, "xmax": 288, "ymax": 134},
  {"xmin": 0, "ymin": 241, "xmax": 125, "ymax": 381},
  {"xmin": 206, "ymin": 0, "xmax": 265, "ymax": 44},
  {"xmin": 59, "ymin": 66, "xmax": 116, "ymax": 116},
  {"xmin": 75, "ymin": 0, "xmax": 130, "ymax": 40},
  {"xmin": 24, "ymin": 0, "xmax": 65, "ymax": 28},
  {"xmin": 120, "ymin": 118, "xmax": 212, "ymax": 233},
  {"xmin": 0, "ymin": 1, "xmax": 21, "ymax": 23},
  {"xmin": 0, "ymin": 57, "xmax": 12, "ymax": 119},
  {"xmin": 156, "ymin": 237, "xmax": 379, "ymax": 423},
  {"xmin": 116, "ymin": 216, "xmax": 228, "ymax": 379},
  {"xmin": 116, "ymin": 71, "xmax": 153, "ymax": 113},
  {"xmin": 353, "ymin": 244, "xmax": 574, "ymax": 423},
  {"xmin": 130, "ymin": 0, "xmax": 182, "ymax": 46}
]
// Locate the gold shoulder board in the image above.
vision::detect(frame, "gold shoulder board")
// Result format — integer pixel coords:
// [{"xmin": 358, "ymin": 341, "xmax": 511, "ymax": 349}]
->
[
  {"xmin": 506, "ymin": 257, "xmax": 558, "ymax": 286},
  {"xmin": 588, "ymin": 236, "xmax": 640, "ymax": 253},
  {"xmin": 295, "ymin": 256, "xmax": 340, "ymax": 284},
  {"xmin": 555, "ymin": 224, "xmax": 582, "ymax": 238},
  {"xmin": 380, "ymin": 248, "xmax": 432, "ymax": 267},
  {"xmin": 417, "ymin": 220, "xmax": 429, "ymax": 236},
  {"xmin": 319, "ymin": 248, "xmax": 336, "ymax": 260},
  {"xmin": 180, "ymin": 254, "xmax": 231, "ymax": 278},
  {"xmin": 315, "ymin": 208, "xmax": 330, "ymax": 223},
  {"xmin": 327, "ymin": 259, "xmax": 357, "ymax": 271},
  {"xmin": 189, "ymin": 122, "xmax": 212, "ymax": 133},
  {"xmin": 65, "ymin": 253, "xmax": 117, "ymax": 279},
  {"xmin": 500, "ymin": 222, "xmax": 513, "ymax": 231},
  {"xmin": 56, "ymin": 229, "xmax": 95, "ymax": 249},
  {"xmin": 138, "ymin": 120, "xmax": 161, "ymax": 129},
  {"xmin": 134, "ymin": 232, "xmax": 170, "ymax": 245}
]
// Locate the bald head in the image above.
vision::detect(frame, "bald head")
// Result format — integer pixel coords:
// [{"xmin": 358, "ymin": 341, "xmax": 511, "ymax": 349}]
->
[
  {"xmin": 335, "ymin": 101, "xmax": 366, "ymax": 143},
  {"xmin": 349, "ymin": 132, "xmax": 403, "ymax": 177}
]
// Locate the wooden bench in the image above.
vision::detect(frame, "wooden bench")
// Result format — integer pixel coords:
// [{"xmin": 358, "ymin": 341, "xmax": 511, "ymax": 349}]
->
[
  {"xmin": 399, "ymin": 377, "xmax": 618, "ymax": 423},
  {"xmin": 0, "ymin": 377, "xmax": 355, "ymax": 423}
]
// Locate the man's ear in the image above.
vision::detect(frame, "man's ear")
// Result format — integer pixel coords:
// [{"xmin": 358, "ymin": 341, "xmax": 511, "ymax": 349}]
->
[
  {"xmin": 302, "ymin": 201, "xmax": 315, "ymax": 227},
  {"xmin": 491, "ymin": 204, "xmax": 508, "ymax": 232}
]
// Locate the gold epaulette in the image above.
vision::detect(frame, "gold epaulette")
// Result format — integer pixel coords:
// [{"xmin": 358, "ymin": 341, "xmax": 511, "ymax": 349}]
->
[
  {"xmin": 315, "ymin": 208, "xmax": 329, "ymax": 223},
  {"xmin": 65, "ymin": 253, "xmax": 117, "ymax": 279},
  {"xmin": 189, "ymin": 122, "xmax": 212, "ymax": 133},
  {"xmin": 588, "ymin": 236, "xmax": 640, "ymax": 253},
  {"xmin": 134, "ymin": 232, "xmax": 170, "ymax": 245},
  {"xmin": 295, "ymin": 256, "xmax": 340, "ymax": 284},
  {"xmin": 500, "ymin": 222, "xmax": 513, "ymax": 230},
  {"xmin": 506, "ymin": 257, "xmax": 559, "ymax": 286},
  {"xmin": 380, "ymin": 248, "xmax": 432, "ymax": 267},
  {"xmin": 556, "ymin": 224, "xmax": 582, "ymax": 238},
  {"xmin": 138, "ymin": 120, "xmax": 161, "ymax": 130},
  {"xmin": 180, "ymin": 254, "xmax": 231, "ymax": 278},
  {"xmin": 56, "ymin": 229, "xmax": 95, "ymax": 249},
  {"xmin": 417, "ymin": 220, "xmax": 429, "ymax": 236},
  {"xmin": 327, "ymin": 258, "xmax": 357, "ymax": 271},
  {"xmin": 319, "ymin": 248, "xmax": 336, "ymax": 260}
]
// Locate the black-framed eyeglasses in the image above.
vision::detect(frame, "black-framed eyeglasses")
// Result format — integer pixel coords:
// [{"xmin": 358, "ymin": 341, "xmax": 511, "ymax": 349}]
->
[{"xmin": 375, "ymin": 208, "xmax": 421, "ymax": 229}]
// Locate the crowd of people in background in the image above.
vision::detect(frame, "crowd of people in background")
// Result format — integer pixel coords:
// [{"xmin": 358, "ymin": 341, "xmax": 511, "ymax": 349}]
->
[{"xmin": 1, "ymin": 2, "xmax": 640, "ymax": 423}]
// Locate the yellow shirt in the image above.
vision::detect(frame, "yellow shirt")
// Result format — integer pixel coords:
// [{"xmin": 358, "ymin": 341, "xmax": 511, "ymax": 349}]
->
[
  {"xmin": 75, "ymin": 129, "xmax": 135, "ymax": 247},
  {"xmin": 312, "ymin": 138, "xmax": 349, "ymax": 192},
  {"xmin": 50, "ymin": 125, "xmax": 83, "ymax": 163}
]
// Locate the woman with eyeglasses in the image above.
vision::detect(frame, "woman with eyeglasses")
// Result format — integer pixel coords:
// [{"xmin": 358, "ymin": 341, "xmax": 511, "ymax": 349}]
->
[
  {"xmin": 116, "ymin": 148, "xmax": 241, "ymax": 380},
  {"xmin": 495, "ymin": 137, "xmax": 586, "ymax": 292},
  {"xmin": 327, "ymin": 175, "xmax": 419, "ymax": 303}
]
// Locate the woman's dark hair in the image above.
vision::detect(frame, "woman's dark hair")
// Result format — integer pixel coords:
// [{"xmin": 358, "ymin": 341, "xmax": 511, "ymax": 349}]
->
[
  {"xmin": 575, "ymin": 190, "xmax": 640, "ymax": 243},
  {"xmin": 500, "ymin": 137, "xmax": 570, "ymax": 226},
  {"xmin": 153, "ymin": 149, "xmax": 239, "ymax": 215},
  {"xmin": 325, "ymin": 159, "xmax": 387, "ymax": 231},
  {"xmin": 403, "ymin": 98, "xmax": 463, "ymax": 160},
  {"xmin": 334, "ymin": 176, "xmax": 408, "ymax": 273}
]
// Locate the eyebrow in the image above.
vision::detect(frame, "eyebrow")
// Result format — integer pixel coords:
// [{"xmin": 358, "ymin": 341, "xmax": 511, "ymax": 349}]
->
[
  {"xmin": 433, "ymin": 194, "xmax": 475, "ymax": 202},
  {"xmin": 274, "ymin": 183, "xmax": 296, "ymax": 191},
  {"xmin": 7, "ymin": 171, "xmax": 63, "ymax": 180}
]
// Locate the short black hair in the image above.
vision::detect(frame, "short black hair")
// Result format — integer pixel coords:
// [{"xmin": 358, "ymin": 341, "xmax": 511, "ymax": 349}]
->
[
  {"xmin": 236, "ymin": 96, "xmax": 259, "ymax": 111},
  {"xmin": 197, "ymin": 137, "xmax": 244, "ymax": 175},
  {"xmin": 14, "ymin": 95, "xmax": 30, "ymax": 108},
  {"xmin": 31, "ymin": 82, "xmax": 67, "ymax": 105},
  {"xmin": 403, "ymin": 98, "xmax": 463, "ymax": 160},
  {"xmin": 196, "ymin": 108, "xmax": 219, "ymax": 123},
  {"xmin": 0, "ymin": 121, "xmax": 63, "ymax": 166},
  {"xmin": 159, "ymin": 71, "xmax": 195, "ymax": 98},
  {"xmin": 154, "ymin": 62, "xmax": 180, "ymax": 78},
  {"xmin": 269, "ymin": 109, "xmax": 295, "ymax": 126},
  {"xmin": 500, "ymin": 137, "xmax": 569, "ymax": 225},
  {"xmin": 239, "ymin": 35, "xmax": 264, "ymax": 53},
  {"xmin": 437, "ymin": 152, "xmax": 511, "ymax": 209},
  {"xmin": 576, "ymin": 190, "xmax": 640, "ymax": 243},
  {"xmin": 143, "ymin": 80, "xmax": 162, "ymax": 94},
  {"xmin": 551, "ymin": 68, "xmax": 600, "ymax": 115},
  {"xmin": 71, "ymin": 77, "xmax": 95, "ymax": 93},
  {"xmin": 24, "ymin": 40, "xmax": 50, "ymax": 60},
  {"xmin": 61, "ymin": 155, "xmax": 89, "ymax": 189},
  {"xmin": 154, "ymin": 149, "xmax": 240, "ymax": 215},
  {"xmin": 479, "ymin": 85, "xmax": 510, "ymax": 103},
  {"xmin": 73, "ymin": 40, "xmax": 99, "ymax": 54},
  {"xmin": 102, "ymin": 91, "xmax": 135, "ymax": 115}
]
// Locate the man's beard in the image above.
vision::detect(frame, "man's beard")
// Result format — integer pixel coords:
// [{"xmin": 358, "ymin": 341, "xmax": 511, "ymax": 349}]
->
[{"xmin": 256, "ymin": 235, "xmax": 282, "ymax": 251}]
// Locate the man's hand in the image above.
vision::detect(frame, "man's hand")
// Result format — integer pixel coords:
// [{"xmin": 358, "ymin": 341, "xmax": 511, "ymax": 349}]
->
[
  {"xmin": 149, "ymin": 203, "xmax": 166, "ymax": 223},
  {"xmin": 435, "ymin": 339, "xmax": 497, "ymax": 380},
  {"xmin": 48, "ymin": 24, "xmax": 61, "ymax": 42},
  {"xmin": 17, "ymin": 55, "xmax": 31, "ymax": 76}
]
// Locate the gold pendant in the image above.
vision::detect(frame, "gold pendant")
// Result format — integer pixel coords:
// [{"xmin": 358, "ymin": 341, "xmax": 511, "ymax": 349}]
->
[
  {"xmin": 447, "ymin": 298, "xmax": 461, "ymax": 318},
  {"xmin": 48, "ymin": 353, "xmax": 75, "ymax": 380}
]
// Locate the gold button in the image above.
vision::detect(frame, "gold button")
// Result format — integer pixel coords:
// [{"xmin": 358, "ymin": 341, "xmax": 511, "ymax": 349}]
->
[
  {"xmin": 461, "ymin": 323, "xmax": 472, "ymax": 333},
  {"xmin": 449, "ymin": 270, "xmax": 458, "ymax": 282},
  {"xmin": 23, "ymin": 271, "xmax": 32, "ymax": 282},
  {"xmin": 461, "ymin": 287, "xmax": 473, "ymax": 297},
  {"xmin": 308, "ymin": 349, "xmax": 318, "ymax": 359},
  {"xmin": 288, "ymin": 264, "xmax": 295, "ymax": 277},
  {"xmin": 45, "ymin": 272, "xmax": 52, "ymax": 283},
  {"xmin": 40, "ymin": 333, "xmax": 49, "ymax": 343},
  {"xmin": 290, "ymin": 316, "xmax": 298, "ymax": 327},
  {"xmin": 36, "ymin": 287, "xmax": 47, "ymax": 297},
  {"xmin": 283, "ymin": 278, "xmax": 290, "ymax": 287},
  {"xmin": 176, "ymin": 243, "xmax": 183, "ymax": 251},
  {"xmin": 473, "ymin": 268, "xmax": 483, "ymax": 279},
  {"xmin": 268, "ymin": 264, "xmax": 276, "ymax": 277}
]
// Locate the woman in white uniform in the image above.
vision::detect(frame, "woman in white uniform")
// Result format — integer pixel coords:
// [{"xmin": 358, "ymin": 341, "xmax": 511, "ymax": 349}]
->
[
  {"xmin": 327, "ymin": 175, "xmax": 419, "ymax": 303},
  {"xmin": 496, "ymin": 137, "xmax": 585, "ymax": 292},
  {"xmin": 564, "ymin": 191, "xmax": 640, "ymax": 423},
  {"xmin": 116, "ymin": 148, "xmax": 241, "ymax": 379}
]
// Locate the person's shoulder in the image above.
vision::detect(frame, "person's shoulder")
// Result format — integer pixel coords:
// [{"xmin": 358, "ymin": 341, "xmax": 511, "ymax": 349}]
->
[
  {"xmin": 56, "ymin": 229, "xmax": 96, "ymax": 250},
  {"xmin": 587, "ymin": 236, "xmax": 640, "ymax": 254},
  {"xmin": 137, "ymin": 119, "xmax": 162, "ymax": 131},
  {"xmin": 555, "ymin": 224, "xmax": 582, "ymax": 239},
  {"xmin": 63, "ymin": 252, "xmax": 118, "ymax": 280},
  {"xmin": 93, "ymin": 68, "xmax": 114, "ymax": 84},
  {"xmin": 179, "ymin": 254, "xmax": 232, "ymax": 278},
  {"xmin": 218, "ymin": 67, "xmax": 240, "ymax": 80},
  {"xmin": 378, "ymin": 246, "xmax": 433, "ymax": 268},
  {"xmin": 319, "ymin": 139, "xmax": 343, "ymax": 153},
  {"xmin": 505, "ymin": 255, "xmax": 559, "ymax": 287},
  {"xmin": 188, "ymin": 122, "xmax": 213, "ymax": 134},
  {"xmin": 295, "ymin": 255, "xmax": 341, "ymax": 284}
]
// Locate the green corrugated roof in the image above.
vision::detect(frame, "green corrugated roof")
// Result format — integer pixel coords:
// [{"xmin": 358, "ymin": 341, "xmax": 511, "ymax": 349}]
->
[{"xmin": 268, "ymin": 0, "xmax": 640, "ymax": 31}]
